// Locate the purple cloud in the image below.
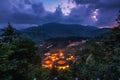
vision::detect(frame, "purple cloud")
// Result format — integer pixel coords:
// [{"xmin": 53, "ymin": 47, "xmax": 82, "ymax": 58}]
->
[{"xmin": 0, "ymin": 0, "xmax": 120, "ymax": 28}]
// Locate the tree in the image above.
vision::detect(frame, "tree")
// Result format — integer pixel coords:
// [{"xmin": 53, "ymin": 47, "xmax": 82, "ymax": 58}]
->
[
  {"xmin": 1, "ymin": 23, "xmax": 20, "ymax": 43},
  {"xmin": 0, "ymin": 24, "xmax": 37, "ymax": 80}
]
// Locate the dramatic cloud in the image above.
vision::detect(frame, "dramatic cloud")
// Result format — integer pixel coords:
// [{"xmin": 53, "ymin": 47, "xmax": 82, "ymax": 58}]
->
[
  {"xmin": 0, "ymin": 0, "xmax": 120, "ymax": 28},
  {"xmin": 73, "ymin": 0, "xmax": 120, "ymax": 26}
]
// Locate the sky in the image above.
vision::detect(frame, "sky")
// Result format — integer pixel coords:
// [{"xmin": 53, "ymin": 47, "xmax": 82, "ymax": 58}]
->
[{"xmin": 0, "ymin": 0, "xmax": 120, "ymax": 29}]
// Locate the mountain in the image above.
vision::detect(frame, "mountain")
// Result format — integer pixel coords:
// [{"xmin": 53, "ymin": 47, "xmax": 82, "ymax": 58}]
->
[{"xmin": 21, "ymin": 23, "xmax": 110, "ymax": 42}]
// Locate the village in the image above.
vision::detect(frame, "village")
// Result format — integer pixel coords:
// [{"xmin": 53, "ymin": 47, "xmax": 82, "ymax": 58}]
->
[{"xmin": 42, "ymin": 50, "xmax": 76, "ymax": 70}]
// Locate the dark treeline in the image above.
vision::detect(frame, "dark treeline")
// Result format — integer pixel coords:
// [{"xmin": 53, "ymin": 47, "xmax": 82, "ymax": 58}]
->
[{"xmin": 0, "ymin": 23, "xmax": 39, "ymax": 80}]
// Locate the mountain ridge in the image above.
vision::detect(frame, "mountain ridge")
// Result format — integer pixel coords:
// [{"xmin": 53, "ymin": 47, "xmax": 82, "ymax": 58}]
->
[{"xmin": 20, "ymin": 23, "xmax": 110, "ymax": 42}]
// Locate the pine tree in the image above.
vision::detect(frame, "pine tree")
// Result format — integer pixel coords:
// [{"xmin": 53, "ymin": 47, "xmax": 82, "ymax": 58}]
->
[
  {"xmin": 2, "ymin": 23, "xmax": 20, "ymax": 43},
  {"xmin": 0, "ymin": 23, "xmax": 37, "ymax": 80}
]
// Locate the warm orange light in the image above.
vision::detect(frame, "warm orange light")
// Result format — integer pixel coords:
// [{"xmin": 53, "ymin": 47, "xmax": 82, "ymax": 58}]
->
[
  {"xmin": 71, "ymin": 56, "xmax": 74, "ymax": 58},
  {"xmin": 50, "ymin": 56, "xmax": 56, "ymax": 59},
  {"xmin": 42, "ymin": 51, "xmax": 75, "ymax": 70},
  {"xmin": 59, "ymin": 52, "xmax": 65, "ymax": 58},
  {"xmin": 57, "ymin": 65, "xmax": 70, "ymax": 70},
  {"xmin": 66, "ymin": 65, "xmax": 69, "ymax": 68},
  {"xmin": 66, "ymin": 56, "xmax": 74, "ymax": 60},
  {"xmin": 50, "ymin": 54, "xmax": 59, "ymax": 61},
  {"xmin": 45, "ymin": 60, "xmax": 51, "ymax": 64},
  {"xmin": 52, "ymin": 53, "xmax": 58, "ymax": 56},
  {"xmin": 42, "ymin": 64, "xmax": 52, "ymax": 69},
  {"xmin": 59, "ymin": 52, "xmax": 64, "ymax": 57},
  {"xmin": 57, "ymin": 60, "xmax": 65, "ymax": 64},
  {"xmin": 42, "ymin": 57, "xmax": 53, "ymax": 69},
  {"xmin": 66, "ymin": 58, "xmax": 71, "ymax": 60}
]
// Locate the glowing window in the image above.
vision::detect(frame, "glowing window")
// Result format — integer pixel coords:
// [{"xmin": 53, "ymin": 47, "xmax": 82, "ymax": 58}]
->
[
  {"xmin": 45, "ymin": 60, "xmax": 51, "ymax": 64},
  {"xmin": 57, "ymin": 60, "xmax": 65, "ymax": 64}
]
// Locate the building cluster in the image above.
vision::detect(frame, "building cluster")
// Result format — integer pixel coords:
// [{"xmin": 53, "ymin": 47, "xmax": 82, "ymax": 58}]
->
[{"xmin": 42, "ymin": 51, "xmax": 76, "ymax": 70}]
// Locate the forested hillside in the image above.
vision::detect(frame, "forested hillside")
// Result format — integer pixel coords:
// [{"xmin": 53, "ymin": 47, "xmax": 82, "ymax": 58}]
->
[{"xmin": 21, "ymin": 23, "xmax": 110, "ymax": 41}]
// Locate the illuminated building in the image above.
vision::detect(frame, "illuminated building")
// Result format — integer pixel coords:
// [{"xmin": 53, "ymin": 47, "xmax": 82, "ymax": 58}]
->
[
  {"xmin": 66, "ymin": 55, "xmax": 75, "ymax": 60},
  {"xmin": 42, "ymin": 51, "xmax": 76, "ymax": 70},
  {"xmin": 59, "ymin": 52, "xmax": 65, "ymax": 58},
  {"xmin": 42, "ymin": 57, "xmax": 53, "ymax": 69},
  {"xmin": 49, "ymin": 53, "xmax": 59, "ymax": 61},
  {"xmin": 53, "ymin": 59, "xmax": 69, "ymax": 70}
]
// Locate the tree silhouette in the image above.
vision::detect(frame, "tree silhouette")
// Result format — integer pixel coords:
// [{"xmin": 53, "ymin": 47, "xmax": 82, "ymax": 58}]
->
[{"xmin": 2, "ymin": 23, "xmax": 20, "ymax": 43}]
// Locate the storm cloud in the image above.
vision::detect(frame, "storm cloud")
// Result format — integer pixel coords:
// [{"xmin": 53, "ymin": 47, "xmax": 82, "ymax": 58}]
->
[
  {"xmin": 0, "ymin": 0, "xmax": 120, "ymax": 28},
  {"xmin": 73, "ymin": 0, "xmax": 120, "ymax": 26}
]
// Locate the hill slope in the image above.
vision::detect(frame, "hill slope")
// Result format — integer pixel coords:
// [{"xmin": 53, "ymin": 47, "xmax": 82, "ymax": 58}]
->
[{"xmin": 21, "ymin": 23, "xmax": 110, "ymax": 41}]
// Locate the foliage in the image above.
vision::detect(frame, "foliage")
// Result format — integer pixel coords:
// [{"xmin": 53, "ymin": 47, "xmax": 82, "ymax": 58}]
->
[
  {"xmin": 1, "ymin": 23, "xmax": 20, "ymax": 43},
  {"xmin": 74, "ymin": 26, "xmax": 120, "ymax": 79},
  {"xmin": 0, "ymin": 24, "xmax": 37, "ymax": 80}
]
